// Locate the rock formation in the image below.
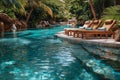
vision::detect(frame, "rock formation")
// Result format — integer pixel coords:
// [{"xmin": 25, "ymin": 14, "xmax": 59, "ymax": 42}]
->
[{"xmin": 0, "ymin": 13, "xmax": 27, "ymax": 32}]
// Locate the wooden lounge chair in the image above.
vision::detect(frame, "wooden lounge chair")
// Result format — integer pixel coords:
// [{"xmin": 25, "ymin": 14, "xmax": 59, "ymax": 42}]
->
[
  {"xmin": 89, "ymin": 20, "xmax": 102, "ymax": 30},
  {"xmin": 64, "ymin": 20, "xmax": 93, "ymax": 35},
  {"xmin": 72, "ymin": 20, "xmax": 102, "ymax": 37},
  {"xmin": 74, "ymin": 20, "xmax": 117, "ymax": 39}
]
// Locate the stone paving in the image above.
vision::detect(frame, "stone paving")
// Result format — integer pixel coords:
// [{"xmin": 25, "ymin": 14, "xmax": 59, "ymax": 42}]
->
[
  {"xmin": 55, "ymin": 31, "xmax": 120, "ymax": 63},
  {"xmin": 55, "ymin": 31, "xmax": 120, "ymax": 48}
]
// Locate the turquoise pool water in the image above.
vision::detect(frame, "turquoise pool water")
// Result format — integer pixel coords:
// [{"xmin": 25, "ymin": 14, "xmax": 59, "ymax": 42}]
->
[{"xmin": 0, "ymin": 25, "xmax": 120, "ymax": 80}]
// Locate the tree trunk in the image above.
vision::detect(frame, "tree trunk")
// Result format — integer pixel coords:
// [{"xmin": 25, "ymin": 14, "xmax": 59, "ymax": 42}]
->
[
  {"xmin": 26, "ymin": 7, "xmax": 34, "ymax": 24},
  {"xmin": 102, "ymin": 0, "xmax": 104, "ymax": 11},
  {"xmin": 88, "ymin": 0, "xmax": 97, "ymax": 19}
]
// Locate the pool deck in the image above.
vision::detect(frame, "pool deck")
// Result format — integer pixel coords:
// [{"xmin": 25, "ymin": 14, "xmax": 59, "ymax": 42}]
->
[{"xmin": 55, "ymin": 31, "xmax": 120, "ymax": 48}]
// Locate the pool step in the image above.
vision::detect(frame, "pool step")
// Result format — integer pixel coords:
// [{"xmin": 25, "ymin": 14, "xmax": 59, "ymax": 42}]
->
[{"xmin": 71, "ymin": 45, "xmax": 120, "ymax": 80}]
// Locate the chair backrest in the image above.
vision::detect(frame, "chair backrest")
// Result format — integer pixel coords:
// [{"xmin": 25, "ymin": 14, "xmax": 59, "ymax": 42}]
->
[
  {"xmin": 83, "ymin": 20, "xmax": 93, "ymax": 27},
  {"xmin": 102, "ymin": 20, "xmax": 117, "ymax": 31},
  {"xmin": 90, "ymin": 20, "xmax": 102, "ymax": 30}
]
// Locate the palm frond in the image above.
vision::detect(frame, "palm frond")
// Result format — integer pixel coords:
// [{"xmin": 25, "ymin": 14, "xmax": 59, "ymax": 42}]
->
[
  {"xmin": 39, "ymin": 2, "xmax": 53, "ymax": 17},
  {"xmin": 12, "ymin": 0, "xmax": 26, "ymax": 15},
  {"xmin": 102, "ymin": 5, "xmax": 120, "ymax": 21},
  {"xmin": 2, "ymin": 0, "xmax": 12, "ymax": 7}
]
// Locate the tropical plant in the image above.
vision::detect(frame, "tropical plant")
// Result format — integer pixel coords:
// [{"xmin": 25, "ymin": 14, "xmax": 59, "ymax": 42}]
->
[
  {"xmin": 25, "ymin": 0, "xmax": 53, "ymax": 24},
  {"xmin": 64, "ymin": 0, "xmax": 90, "ymax": 20},
  {"xmin": 42, "ymin": 0, "xmax": 67, "ymax": 21},
  {"xmin": 102, "ymin": 5, "xmax": 120, "ymax": 21},
  {"xmin": 64, "ymin": 0, "xmax": 98, "ymax": 20},
  {"xmin": 93, "ymin": 0, "xmax": 115, "ymax": 19},
  {"xmin": 1, "ymin": 0, "xmax": 22, "ymax": 9},
  {"xmin": 1, "ymin": 0, "xmax": 26, "ymax": 16}
]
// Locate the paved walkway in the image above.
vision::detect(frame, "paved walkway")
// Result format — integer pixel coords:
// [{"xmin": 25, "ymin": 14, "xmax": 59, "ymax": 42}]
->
[{"xmin": 55, "ymin": 31, "xmax": 120, "ymax": 48}]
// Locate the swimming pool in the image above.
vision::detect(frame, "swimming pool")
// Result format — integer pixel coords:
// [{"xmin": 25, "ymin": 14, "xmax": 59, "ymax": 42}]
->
[{"xmin": 0, "ymin": 25, "xmax": 120, "ymax": 80}]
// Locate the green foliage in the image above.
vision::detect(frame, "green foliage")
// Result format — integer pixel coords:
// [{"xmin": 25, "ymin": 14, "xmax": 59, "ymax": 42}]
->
[
  {"xmin": 25, "ymin": 0, "xmax": 54, "ymax": 27},
  {"xmin": 64, "ymin": 0, "xmax": 99, "ymax": 21},
  {"xmin": 0, "ymin": 0, "xmax": 119, "ymax": 28},
  {"xmin": 4, "ymin": 9, "xmax": 16, "ymax": 18},
  {"xmin": 0, "ymin": 0, "xmax": 26, "ymax": 16},
  {"xmin": 2, "ymin": 0, "xmax": 22, "ymax": 9},
  {"xmin": 28, "ymin": 7, "xmax": 47, "ymax": 27},
  {"xmin": 27, "ymin": 0, "xmax": 68, "ymax": 27},
  {"xmin": 102, "ymin": 5, "xmax": 120, "ymax": 20},
  {"xmin": 102, "ymin": 5, "xmax": 120, "ymax": 27},
  {"xmin": 42, "ymin": 0, "xmax": 69, "ymax": 20},
  {"xmin": 93, "ymin": 0, "xmax": 115, "ymax": 18}
]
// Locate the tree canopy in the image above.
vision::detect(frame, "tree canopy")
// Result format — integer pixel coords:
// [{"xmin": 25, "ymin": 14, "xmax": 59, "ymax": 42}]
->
[{"xmin": 0, "ymin": 0, "xmax": 120, "ymax": 27}]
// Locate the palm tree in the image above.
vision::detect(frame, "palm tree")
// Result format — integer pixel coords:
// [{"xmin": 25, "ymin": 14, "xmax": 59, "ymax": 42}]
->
[
  {"xmin": 26, "ymin": 0, "xmax": 53, "ymax": 24},
  {"xmin": 88, "ymin": 0, "xmax": 97, "ymax": 19},
  {"xmin": 43, "ymin": 0, "xmax": 67, "ymax": 21}
]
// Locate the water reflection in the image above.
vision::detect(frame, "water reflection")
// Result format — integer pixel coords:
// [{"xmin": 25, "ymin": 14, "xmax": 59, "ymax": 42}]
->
[
  {"xmin": 0, "ymin": 25, "xmax": 120, "ymax": 80},
  {"xmin": 70, "ymin": 43, "xmax": 120, "ymax": 80},
  {"xmin": 0, "ymin": 36, "xmax": 98, "ymax": 80}
]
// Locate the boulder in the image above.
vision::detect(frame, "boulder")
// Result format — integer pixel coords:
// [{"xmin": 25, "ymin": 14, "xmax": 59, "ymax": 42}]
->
[
  {"xmin": 114, "ymin": 29, "xmax": 120, "ymax": 41},
  {"xmin": 0, "ymin": 13, "xmax": 27, "ymax": 31},
  {"xmin": 13, "ymin": 19, "xmax": 27, "ymax": 30},
  {"xmin": 0, "ymin": 13, "xmax": 13, "ymax": 24},
  {"xmin": 0, "ymin": 13, "xmax": 13, "ymax": 31},
  {"xmin": 20, "ymin": 21, "xmax": 27, "ymax": 30}
]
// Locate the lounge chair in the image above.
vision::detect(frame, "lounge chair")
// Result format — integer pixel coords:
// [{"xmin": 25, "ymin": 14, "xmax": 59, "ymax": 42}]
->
[
  {"xmin": 74, "ymin": 20, "xmax": 117, "ymax": 39},
  {"xmin": 79, "ymin": 20, "xmax": 93, "ymax": 29},
  {"xmin": 89, "ymin": 20, "xmax": 102, "ymax": 30},
  {"xmin": 69, "ymin": 20, "xmax": 102, "ymax": 37},
  {"xmin": 64, "ymin": 20, "xmax": 93, "ymax": 35}
]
